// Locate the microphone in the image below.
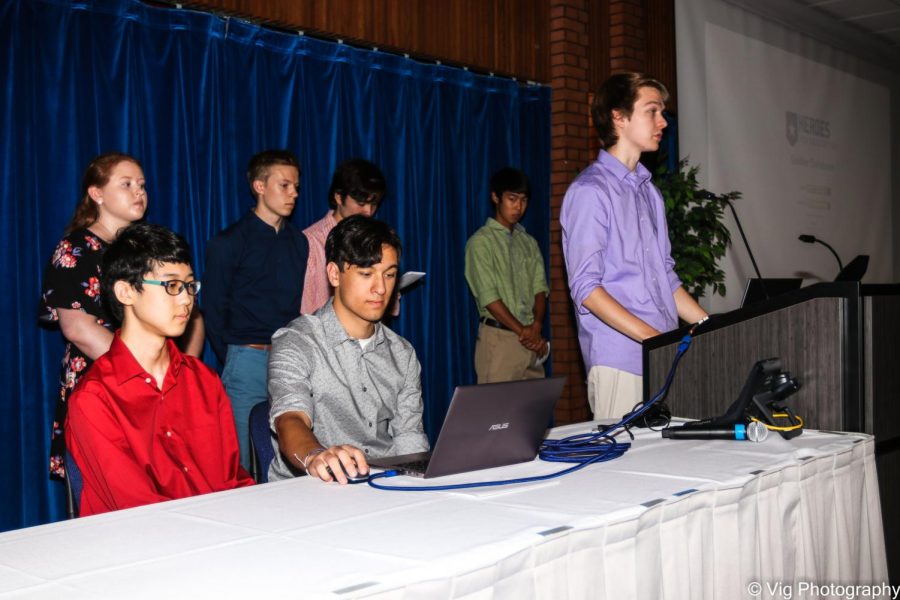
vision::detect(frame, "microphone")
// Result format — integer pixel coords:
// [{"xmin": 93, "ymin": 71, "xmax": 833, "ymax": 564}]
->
[
  {"xmin": 661, "ymin": 421, "xmax": 769, "ymax": 442},
  {"xmin": 695, "ymin": 189, "xmax": 764, "ymax": 282},
  {"xmin": 798, "ymin": 234, "xmax": 844, "ymax": 273}
]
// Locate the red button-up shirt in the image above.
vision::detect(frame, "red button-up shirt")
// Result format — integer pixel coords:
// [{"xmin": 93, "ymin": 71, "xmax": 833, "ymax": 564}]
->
[{"xmin": 66, "ymin": 334, "xmax": 254, "ymax": 516}]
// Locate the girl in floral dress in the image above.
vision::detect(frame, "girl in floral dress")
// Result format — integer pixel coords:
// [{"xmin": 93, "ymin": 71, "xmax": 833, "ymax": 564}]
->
[{"xmin": 40, "ymin": 153, "xmax": 148, "ymax": 478}]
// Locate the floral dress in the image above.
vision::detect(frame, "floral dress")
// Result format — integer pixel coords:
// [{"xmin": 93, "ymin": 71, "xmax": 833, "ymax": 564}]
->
[{"xmin": 40, "ymin": 228, "xmax": 112, "ymax": 478}]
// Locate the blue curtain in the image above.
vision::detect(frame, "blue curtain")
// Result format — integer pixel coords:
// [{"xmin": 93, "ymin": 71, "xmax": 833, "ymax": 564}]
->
[{"xmin": 0, "ymin": 0, "xmax": 551, "ymax": 531}]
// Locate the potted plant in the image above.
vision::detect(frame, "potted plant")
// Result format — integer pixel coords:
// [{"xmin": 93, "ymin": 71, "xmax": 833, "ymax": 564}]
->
[{"xmin": 652, "ymin": 159, "xmax": 738, "ymax": 299}]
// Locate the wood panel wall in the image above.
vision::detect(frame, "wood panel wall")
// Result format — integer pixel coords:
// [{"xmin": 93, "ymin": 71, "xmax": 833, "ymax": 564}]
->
[
  {"xmin": 181, "ymin": 0, "xmax": 551, "ymax": 81},
  {"xmin": 179, "ymin": 1, "xmax": 674, "ymax": 90}
]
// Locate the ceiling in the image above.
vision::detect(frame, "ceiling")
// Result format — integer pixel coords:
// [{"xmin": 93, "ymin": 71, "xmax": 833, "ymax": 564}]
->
[
  {"xmin": 726, "ymin": 0, "xmax": 900, "ymax": 70},
  {"xmin": 795, "ymin": 0, "xmax": 900, "ymax": 48}
]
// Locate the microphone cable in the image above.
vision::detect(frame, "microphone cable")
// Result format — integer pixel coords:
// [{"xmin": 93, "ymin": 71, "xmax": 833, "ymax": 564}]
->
[
  {"xmin": 539, "ymin": 323, "xmax": 699, "ymax": 467},
  {"xmin": 367, "ymin": 321, "xmax": 705, "ymax": 492}
]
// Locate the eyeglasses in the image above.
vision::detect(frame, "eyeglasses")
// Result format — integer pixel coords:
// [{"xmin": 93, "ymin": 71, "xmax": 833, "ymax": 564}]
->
[{"xmin": 142, "ymin": 279, "xmax": 202, "ymax": 296}]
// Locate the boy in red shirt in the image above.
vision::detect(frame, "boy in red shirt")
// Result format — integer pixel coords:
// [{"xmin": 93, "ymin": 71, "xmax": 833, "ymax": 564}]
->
[{"xmin": 66, "ymin": 223, "xmax": 253, "ymax": 516}]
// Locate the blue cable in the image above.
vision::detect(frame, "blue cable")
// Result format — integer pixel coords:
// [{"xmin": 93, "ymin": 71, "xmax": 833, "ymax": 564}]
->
[
  {"xmin": 367, "ymin": 331, "xmax": 696, "ymax": 492},
  {"xmin": 367, "ymin": 452, "xmax": 608, "ymax": 491}
]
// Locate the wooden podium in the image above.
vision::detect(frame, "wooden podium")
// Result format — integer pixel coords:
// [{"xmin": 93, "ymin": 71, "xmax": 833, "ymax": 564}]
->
[{"xmin": 643, "ymin": 281, "xmax": 900, "ymax": 580}]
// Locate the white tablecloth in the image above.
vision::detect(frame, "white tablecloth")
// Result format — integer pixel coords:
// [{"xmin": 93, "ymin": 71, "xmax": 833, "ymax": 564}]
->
[{"xmin": 0, "ymin": 423, "xmax": 888, "ymax": 599}]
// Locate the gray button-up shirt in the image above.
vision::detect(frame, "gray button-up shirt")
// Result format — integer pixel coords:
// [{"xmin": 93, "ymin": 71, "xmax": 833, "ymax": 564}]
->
[{"xmin": 267, "ymin": 300, "xmax": 429, "ymax": 481}]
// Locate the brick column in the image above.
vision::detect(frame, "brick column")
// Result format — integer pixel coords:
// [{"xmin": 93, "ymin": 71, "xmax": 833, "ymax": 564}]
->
[
  {"xmin": 609, "ymin": 0, "xmax": 647, "ymax": 72},
  {"xmin": 549, "ymin": 0, "xmax": 592, "ymax": 424}
]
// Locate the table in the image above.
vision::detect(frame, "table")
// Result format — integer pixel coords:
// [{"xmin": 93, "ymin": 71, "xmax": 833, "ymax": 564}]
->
[{"xmin": 0, "ymin": 423, "xmax": 888, "ymax": 599}]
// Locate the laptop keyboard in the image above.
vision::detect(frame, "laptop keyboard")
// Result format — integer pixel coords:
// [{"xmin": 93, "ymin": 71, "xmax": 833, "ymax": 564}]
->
[{"xmin": 394, "ymin": 458, "xmax": 430, "ymax": 476}]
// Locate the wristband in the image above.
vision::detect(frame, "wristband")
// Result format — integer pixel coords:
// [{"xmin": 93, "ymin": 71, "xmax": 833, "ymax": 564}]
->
[{"xmin": 294, "ymin": 447, "xmax": 325, "ymax": 470}]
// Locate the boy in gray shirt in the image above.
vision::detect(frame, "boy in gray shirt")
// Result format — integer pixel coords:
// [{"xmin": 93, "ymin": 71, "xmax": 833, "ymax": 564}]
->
[{"xmin": 268, "ymin": 216, "xmax": 429, "ymax": 483}]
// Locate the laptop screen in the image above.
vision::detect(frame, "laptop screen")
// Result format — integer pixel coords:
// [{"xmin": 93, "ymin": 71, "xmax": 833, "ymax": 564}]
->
[
  {"xmin": 740, "ymin": 278, "xmax": 803, "ymax": 308},
  {"xmin": 371, "ymin": 377, "xmax": 564, "ymax": 478}
]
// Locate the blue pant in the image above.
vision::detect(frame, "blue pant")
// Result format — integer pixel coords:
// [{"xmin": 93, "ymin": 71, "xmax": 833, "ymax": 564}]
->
[{"xmin": 221, "ymin": 344, "xmax": 269, "ymax": 471}]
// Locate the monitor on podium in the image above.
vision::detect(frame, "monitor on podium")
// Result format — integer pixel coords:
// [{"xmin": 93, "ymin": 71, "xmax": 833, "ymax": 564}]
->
[{"xmin": 739, "ymin": 278, "xmax": 803, "ymax": 308}]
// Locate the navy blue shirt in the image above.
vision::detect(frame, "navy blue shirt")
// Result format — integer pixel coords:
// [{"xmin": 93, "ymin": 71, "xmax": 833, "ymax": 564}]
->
[{"xmin": 204, "ymin": 210, "xmax": 309, "ymax": 363}]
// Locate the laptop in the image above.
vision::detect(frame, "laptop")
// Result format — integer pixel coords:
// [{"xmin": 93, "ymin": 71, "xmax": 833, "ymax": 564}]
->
[
  {"xmin": 369, "ymin": 377, "xmax": 565, "ymax": 478},
  {"xmin": 740, "ymin": 278, "xmax": 803, "ymax": 308}
]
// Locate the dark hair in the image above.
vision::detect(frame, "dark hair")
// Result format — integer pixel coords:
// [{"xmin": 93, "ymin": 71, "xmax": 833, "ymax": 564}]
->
[
  {"xmin": 66, "ymin": 152, "xmax": 143, "ymax": 234},
  {"xmin": 246, "ymin": 150, "xmax": 300, "ymax": 193},
  {"xmin": 490, "ymin": 168, "xmax": 531, "ymax": 201},
  {"xmin": 101, "ymin": 222, "xmax": 193, "ymax": 321},
  {"xmin": 327, "ymin": 158, "xmax": 387, "ymax": 209},
  {"xmin": 325, "ymin": 215, "xmax": 401, "ymax": 271},
  {"xmin": 591, "ymin": 72, "xmax": 669, "ymax": 149}
]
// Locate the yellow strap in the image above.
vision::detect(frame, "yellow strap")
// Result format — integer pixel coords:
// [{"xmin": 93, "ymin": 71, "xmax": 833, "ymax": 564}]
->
[{"xmin": 750, "ymin": 414, "xmax": 804, "ymax": 432}]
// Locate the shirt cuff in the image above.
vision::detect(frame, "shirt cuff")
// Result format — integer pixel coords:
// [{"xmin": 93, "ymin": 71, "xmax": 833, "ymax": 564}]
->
[
  {"xmin": 571, "ymin": 280, "xmax": 602, "ymax": 315},
  {"xmin": 269, "ymin": 404, "xmax": 313, "ymax": 432}
]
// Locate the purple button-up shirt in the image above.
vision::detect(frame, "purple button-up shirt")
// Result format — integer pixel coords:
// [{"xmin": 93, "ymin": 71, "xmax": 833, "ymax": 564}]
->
[{"xmin": 560, "ymin": 150, "xmax": 681, "ymax": 375}]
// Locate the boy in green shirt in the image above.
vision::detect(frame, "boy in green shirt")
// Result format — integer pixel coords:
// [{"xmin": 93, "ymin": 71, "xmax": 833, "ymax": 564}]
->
[{"xmin": 464, "ymin": 168, "xmax": 549, "ymax": 383}]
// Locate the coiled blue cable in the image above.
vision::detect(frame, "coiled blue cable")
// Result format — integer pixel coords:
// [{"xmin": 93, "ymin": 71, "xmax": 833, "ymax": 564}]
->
[{"xmin": 367, "ymin": 332, "xmax": 696, "ymax": 492}]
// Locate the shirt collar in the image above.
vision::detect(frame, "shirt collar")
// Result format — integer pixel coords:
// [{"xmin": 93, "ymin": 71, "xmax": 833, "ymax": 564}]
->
[
  {"xmin": 484, "ymin": 217, "xmax": 525, "ymax": 235},
  {"xmin": 243, "ymin": 209, "xmax": 295, "ymax": 234},
  {"xmin": 598, "ymin": 150, "xmax": 652, "ymax": 185},
  {"xmin": 110, "ymin": 332, "xmax": 195, "ymax": 386},
  {"xmin": 319, "ymin": 298, "xmax": 385, "ymax": 350}
]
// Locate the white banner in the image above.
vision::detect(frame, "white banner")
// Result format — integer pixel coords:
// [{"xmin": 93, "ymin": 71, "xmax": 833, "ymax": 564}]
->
[{"xmin": 677, "ymin": 1, "xmax": 893, "ymax": 312}]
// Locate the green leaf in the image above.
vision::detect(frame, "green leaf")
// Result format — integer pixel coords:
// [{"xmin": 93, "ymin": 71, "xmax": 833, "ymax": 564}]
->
[{"xmin": 653, "ymin": 158, "xmax": 739, "ymax": 299}]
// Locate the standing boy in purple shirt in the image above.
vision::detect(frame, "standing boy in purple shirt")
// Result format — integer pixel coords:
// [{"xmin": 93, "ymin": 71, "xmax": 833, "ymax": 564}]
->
[{"xmin": 560, "ymin": 73, "xmax": 707, "ymax": 419}]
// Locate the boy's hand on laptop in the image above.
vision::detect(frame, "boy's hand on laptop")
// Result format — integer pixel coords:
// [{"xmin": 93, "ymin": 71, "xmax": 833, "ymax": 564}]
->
[{"xmin": 307, "ymin": 445, "xmax": 369, "ymax": 484}]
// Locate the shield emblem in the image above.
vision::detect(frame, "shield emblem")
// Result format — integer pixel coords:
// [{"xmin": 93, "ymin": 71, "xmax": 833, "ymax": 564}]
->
[{"xmin": 786, "ymin": 112, "xmax": 798, "ymax": 146}]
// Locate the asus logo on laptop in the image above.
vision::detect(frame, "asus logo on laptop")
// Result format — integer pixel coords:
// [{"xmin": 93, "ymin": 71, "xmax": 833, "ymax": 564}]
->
[{"xmin": 488, "ymin": 422, "xmax": 509, "ymax": 431}]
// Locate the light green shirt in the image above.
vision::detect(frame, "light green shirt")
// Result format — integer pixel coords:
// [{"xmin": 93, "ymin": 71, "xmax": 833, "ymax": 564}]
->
[{"xmin": 464, "ymin": 218, "xmax": 549, "ymax": 324}]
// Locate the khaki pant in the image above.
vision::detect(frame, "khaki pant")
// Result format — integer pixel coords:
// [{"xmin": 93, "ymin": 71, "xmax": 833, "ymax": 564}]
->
[
  {"xmin": 587, "ymin": 365, "xmax": 642, "ymax": 420},
  {"xmin": 474, "ymin": 323, "xmax": 544, "ymax": 383}
]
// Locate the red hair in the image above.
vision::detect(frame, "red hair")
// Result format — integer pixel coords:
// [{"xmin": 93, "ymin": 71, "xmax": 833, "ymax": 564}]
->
[{"xmin": 65, "ymin": 152, "xmax": 143, "ymax": 233}]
